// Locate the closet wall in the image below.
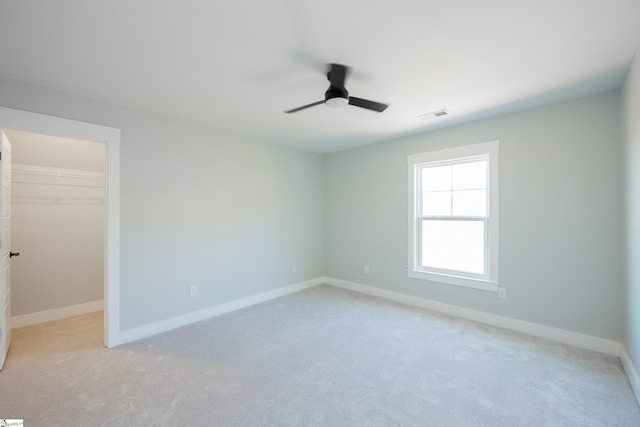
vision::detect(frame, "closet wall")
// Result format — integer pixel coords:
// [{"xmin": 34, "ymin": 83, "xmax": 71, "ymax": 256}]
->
[{"xmin": 8, "ymin": 130, "xmax": 105, "ymax": 318}]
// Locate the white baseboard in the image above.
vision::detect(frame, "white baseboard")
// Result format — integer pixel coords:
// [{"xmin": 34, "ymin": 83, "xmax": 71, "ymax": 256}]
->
[
  {"xmin": 325, "ymin": 277, "xmax": 622, "ymax": 356},
  {"xmin": 115, "ymin": 274, "xmax": 623, "ymax": 357},
  {"xmin": 12, "ymin": 300, "xmax": 104, "ymax": 328},
  {"xmin": 116, "ymin": 277, "xmax": 324, "ymax": 346},
  {"xmin": 620, "ymin": 347, "xmax": 640, "ymax": 406}
]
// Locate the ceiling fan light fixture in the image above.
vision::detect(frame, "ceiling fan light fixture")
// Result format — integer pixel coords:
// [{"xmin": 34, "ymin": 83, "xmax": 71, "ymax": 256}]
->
[
  {"xmin": 325, "ymin": 97, "xmax": 349, "ymax": 108},
  {"xmin": 284, "ymin": 63, "xmax": 389, "ymax": 114}
]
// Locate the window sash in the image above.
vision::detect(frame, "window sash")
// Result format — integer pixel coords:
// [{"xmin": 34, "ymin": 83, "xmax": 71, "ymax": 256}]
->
[
  {"xmin": 416, "ymin": 217, "xmax": 489, "ymax": 280},
  {"xmin": 417, "ymin": 157, "xmax": 489, "ymax": 219}
]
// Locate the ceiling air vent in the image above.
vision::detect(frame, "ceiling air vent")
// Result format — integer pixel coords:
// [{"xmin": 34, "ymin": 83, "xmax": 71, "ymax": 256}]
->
[{"xmin": 419, "ymin": 109, "xmax": 450, "ymax": 121}]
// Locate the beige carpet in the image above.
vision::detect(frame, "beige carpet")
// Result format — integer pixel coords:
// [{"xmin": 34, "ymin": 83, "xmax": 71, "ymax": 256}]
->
[{"xmin": 0, "ymin": 284, "xmax": 639, "ymax": 426}]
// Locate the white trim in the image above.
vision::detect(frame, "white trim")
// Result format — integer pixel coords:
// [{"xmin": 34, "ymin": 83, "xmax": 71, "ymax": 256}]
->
[
  {"xmin": 325, "ymin": 277, "xmax": 622, "ymax": 356},
  {"xmin": 11, "ymin": 300, "xmax": 104, "ymax": 328},
  {"xmin": 116, "ymin": 277, "xmax": 324, "ymax": 346},
  {"xmin": 407, "ymin": 141, "xmax": 500, "ymax": 164},
  {"xmin": 408, "ymin": 270, "xmax": 498, "ymax": 292},
  {"xmin": 621, "ymin": 346, "xmax": 640, "ymax": 407},
  {"xmin": 104, "ymin": 131, "xmax": 120, "ymax": 348},
  {"xmin": 0, "ymin": 106, "xmax": 120, "ymax": 348},
  {"xmin": 407, "ymin": 140, "xmax": 499, "ymax": 291}
]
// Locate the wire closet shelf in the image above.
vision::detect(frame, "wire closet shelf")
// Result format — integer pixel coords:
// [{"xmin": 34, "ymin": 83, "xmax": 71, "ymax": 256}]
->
[{"xmin": 12, "ymin": 164, "xmax": 105, "ymax": 188}]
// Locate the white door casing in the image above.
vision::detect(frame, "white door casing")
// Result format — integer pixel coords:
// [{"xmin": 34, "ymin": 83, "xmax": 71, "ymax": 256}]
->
[
  {"xmin": 0, "ymin": 106, "xmax": 121, "ymax": 348},
  {"xmin": 0, "ymin": 131, "xmax": 12, "ymax": 370}
]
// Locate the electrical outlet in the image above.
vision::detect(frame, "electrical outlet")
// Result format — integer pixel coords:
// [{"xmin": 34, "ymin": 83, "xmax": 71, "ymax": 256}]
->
[
  {"xmin": 292, "ymin": 264, "xmax": 297, "ymax": 273},
  {"xmin": 497, "ymin": 287, "xmax": 507, "ymax": 300},
  {"xmin": 189, "ymin": 285, "xmax": 198, "ymax": 297},
  {"xmin": 364, "ymin": 265, "xmax": 370, "ymax": 274}
]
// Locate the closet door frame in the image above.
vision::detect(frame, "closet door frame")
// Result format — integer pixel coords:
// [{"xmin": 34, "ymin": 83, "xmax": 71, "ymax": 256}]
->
[{"xmin": 0, "ymin": 106, "xmax": 121, "ymax": 348}]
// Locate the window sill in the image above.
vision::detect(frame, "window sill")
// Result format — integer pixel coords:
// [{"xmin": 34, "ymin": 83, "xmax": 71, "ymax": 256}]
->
[{"xmin": 408, "ymin": 270, "xmax": 499, "ymax": 292}]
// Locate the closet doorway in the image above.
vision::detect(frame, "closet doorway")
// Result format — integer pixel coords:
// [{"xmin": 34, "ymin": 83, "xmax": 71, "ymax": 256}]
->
[
  {"xmin": 0, "ymin": 106, "xmax": 120, "ymax": 350},
  {"xmin": 8, "ymin": 130, "xmax": 105, "ymax": 338}
]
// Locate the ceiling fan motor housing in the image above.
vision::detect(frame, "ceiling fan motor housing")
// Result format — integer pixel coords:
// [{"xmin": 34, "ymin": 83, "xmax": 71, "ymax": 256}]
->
[{"xmin": 325, "ymin": 86, "xmax": 349, "ymax": 107}]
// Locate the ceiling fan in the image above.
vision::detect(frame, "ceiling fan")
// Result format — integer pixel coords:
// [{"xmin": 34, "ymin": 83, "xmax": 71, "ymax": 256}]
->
[{"xmin": 285, "ymin": 63, "xmax": 389, "ymax": 114}]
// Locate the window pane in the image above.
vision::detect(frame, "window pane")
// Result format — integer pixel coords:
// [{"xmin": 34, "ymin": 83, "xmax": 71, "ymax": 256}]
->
[
  {"xmin": 420, "ymin": 220, "xmax": 485, "ymax": 274},
  {"xmin": 452, "ymin": 189, "xmax": 486, "ymax": 216},
  {"xmin": 421, "ymin": 191, "xmax": 451, "ymax": 216},
  {"xmin": 452, "ymin": 160, "xmax": 486, "ymax": 190},
  {"xmin": 421, "ymin": 165, "xmax": 451, "ymax": 192}
]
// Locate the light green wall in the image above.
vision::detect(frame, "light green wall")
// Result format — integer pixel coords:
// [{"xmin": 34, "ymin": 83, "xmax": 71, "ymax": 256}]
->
[
  {"xmin": 623, "ymin": 53, "xmax": 640, "ymax": 370},
  {"xmin": 0, "ymin": 76, "xmax": 324, "ymax": 330},
  {"xmin": 325, "ymin": 91, "xmax": 623, "ymax": 340},
  {"xmin": 0, "ymin": 75, "xmax": 628, "ymax": 343}
]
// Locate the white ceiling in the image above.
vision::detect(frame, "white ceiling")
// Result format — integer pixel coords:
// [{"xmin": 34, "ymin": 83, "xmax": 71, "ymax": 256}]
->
[{"xmin": 1, "ymin": 1, "xmax": 639, "ymax": 153}]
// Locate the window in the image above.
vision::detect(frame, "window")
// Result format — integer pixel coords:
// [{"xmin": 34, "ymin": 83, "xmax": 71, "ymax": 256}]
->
[{"xmin": 408, "ymin": 141, "xmax": 499, "ymax": 292}]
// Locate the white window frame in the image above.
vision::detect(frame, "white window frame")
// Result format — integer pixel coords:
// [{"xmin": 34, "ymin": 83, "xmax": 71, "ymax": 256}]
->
[{"xmin": 407, "ymin": 141, "xmax": 499, "ymax": 292}]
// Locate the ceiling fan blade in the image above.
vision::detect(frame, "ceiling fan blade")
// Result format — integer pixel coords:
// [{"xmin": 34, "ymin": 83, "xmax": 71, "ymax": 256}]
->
[
  {"xmin": 348, "ymin": 97, "xmax": 389, "ymax": 113},
  {"xmin": 327, "ymin": 63, "xmax": 349, "ymax": 87},
  {"xmin": 284, "ymin": 100, "xmax": 325, "ymax": 113},
  {"xmin": 292, "ymin": 50, "xmax": 326, "ymax": 73}
]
